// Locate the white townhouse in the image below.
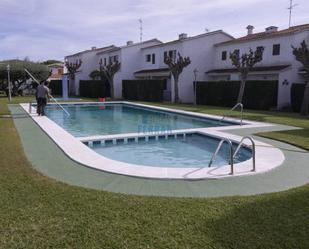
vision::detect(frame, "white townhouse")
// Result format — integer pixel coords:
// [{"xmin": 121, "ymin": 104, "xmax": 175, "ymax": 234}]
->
[
  {"xmin": 64, "ymin": 45, "xmax": 117, "ymax": 95},
  {"xmin": 96, "ymin": 39, "xmax": 162, "ymax": 98},
  {"xmin": 135, "ymin": 31, "xmax": 234, "ymax": 102},
  {"xmin": 208, "ymin": 24, "xmax": 309, "ymax": 108},
  {"xmin": 65, "ymin": 39, "xmax": 162, "ymax": 97}
]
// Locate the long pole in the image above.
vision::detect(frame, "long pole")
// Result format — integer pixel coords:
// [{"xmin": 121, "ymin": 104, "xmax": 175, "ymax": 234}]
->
[
  {"xmin": 24, "ymin": 69, "xmax": 70, "ymax": 116},
  {"xmin": 7, "ymin": 64, "xmax": 11, "ymax": 102},
  {"xmin": 289, "ymin": 0, "xmax": 292, "ymax": 28}
]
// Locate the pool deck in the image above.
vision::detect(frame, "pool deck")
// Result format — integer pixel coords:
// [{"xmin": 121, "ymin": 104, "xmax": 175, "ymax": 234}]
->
[{"xmin": 9, "ymin": 104, "xmax": 309, "ymax": 198}]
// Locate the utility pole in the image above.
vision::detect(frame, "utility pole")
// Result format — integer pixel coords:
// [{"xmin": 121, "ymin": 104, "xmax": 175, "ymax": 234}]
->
[
  {"xmin": 287, "ymin": 0, "xmax": 299, "ymax": 28},
  {"xmin": 139, "ymin": 19, "xmax": 143, "ymax": 42},
  {"xmin": 7, "ymin": 64, "xmax": 11, "ymax": 102}
]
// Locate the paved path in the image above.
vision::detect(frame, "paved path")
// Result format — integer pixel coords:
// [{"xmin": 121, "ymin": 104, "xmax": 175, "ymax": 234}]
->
[{"xmin": 9, "ymin": 105, "xmax": 309, "ymax": 198}]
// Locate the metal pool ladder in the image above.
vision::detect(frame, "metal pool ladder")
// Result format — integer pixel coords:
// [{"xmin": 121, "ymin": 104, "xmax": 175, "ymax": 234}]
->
[
  {"xmin": 208, "ymin": 138, "xmax": 234, "ymax": 174},
  {"xmin": 233, "ymin": 136, "xmax": 256, "ymax": 172},
  {"xmin": 208, "ymin": 136, "xmax": 256, "ymax": 175},
  {"xmin": 221, "ymin": 103, "xmax": 243, "ymax": 125}
]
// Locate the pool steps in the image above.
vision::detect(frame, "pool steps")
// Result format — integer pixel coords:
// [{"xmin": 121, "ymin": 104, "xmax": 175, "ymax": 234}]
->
[{"xmin": 82, "ymin": 133, "xmax": 192, "ymax": 147}]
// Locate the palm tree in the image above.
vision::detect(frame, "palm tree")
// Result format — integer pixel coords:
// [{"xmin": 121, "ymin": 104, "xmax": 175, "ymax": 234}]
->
[{"xmin": 292, "ymin": 40, "xmax": 309, "ymax": 115}]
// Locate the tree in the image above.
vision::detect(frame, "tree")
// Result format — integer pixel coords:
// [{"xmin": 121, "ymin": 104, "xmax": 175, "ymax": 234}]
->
[
  {"xmin": 65, "ymin": 59, "xmax": 82, "ymax": 95},
  {"xmin": 99, "ymin": 60, "xmax": 121, "ymax": 99},
  {"xmin": 292, "ymin": 40, "xmax": 309, "ymax": 115},
  {"xmin": 0, "ymin": 59, "xmax": 50, "ymax": 97},
  {"xmin": 89, "ymin": 70, "xmax": 101, "ymax": 80},
  {"xmin": 65, "ymin": 59, "xmax": 82, "ymax": 80},
  {"xmin": 230, "ymin": 47, "xmax": 264, "ymax": 104},
  {"xmin": 41, "ymin": 60, "xmax": 63, "ymax": 65},
  {"xmin": 164, "ymin": 53, "xmax": 191, "ymax": 103}
]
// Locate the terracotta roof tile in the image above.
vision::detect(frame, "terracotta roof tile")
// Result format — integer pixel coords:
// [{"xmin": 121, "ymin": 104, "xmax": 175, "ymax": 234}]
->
[{"xmin": 216, "ymin": 24, "xmax": 309, "ymax": 46}]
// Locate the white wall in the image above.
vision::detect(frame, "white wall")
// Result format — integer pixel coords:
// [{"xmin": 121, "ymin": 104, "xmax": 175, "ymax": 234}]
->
[
  {"xmin": 65, "ymin": 49, "xmax": 99, "ymax": 95},
  {"xmin": 113, "ymin": 40, "xmax": 162, "ymax": 98},
  {"xmin": 211, "ymin": 30, "xmax": 309, "ymax": 108},
  {"xmin": 139, "ymin": 32, "xmax": 234, "ymax": 103}
]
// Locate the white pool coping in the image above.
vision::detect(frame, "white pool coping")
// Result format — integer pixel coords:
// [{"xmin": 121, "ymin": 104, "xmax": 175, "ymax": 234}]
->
[{"xmin": 20, "ymin": 101, "xmax": 285, "ymax": 179}]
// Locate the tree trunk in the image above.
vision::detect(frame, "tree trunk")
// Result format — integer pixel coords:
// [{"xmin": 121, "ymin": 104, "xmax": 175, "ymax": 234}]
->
[
  {"xmin": 300, "ymin": 80, "xmax": 309, "ymax": 115},
  {"xmin": 237, "ymin": 76, "xmax": 247, "ymax": 104},
  {"xmin": 173, "ymin": 75, "xmax": 179, "ymax": 103},
  {"xmin": 109, "ymin": 79, "xmax": 114, "ymax": 99},
  {"xmin": 69, "ymin": 78, "xmax": 75, "ymax": 96}
]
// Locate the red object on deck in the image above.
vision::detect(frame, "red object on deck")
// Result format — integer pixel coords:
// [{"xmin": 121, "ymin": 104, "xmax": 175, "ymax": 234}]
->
[{"xmin": 99, "ymin": 98, "xmax": 106, "ymax": 102}]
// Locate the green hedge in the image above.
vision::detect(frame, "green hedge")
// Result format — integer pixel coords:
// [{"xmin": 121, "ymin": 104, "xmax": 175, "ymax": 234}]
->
[
  {"xmin": 291, "ymin": 83, "xmax": 308, "ymax": 112},
  {"xmin": 196, "ymin": 80, "xmax": 278, "ymax": 110},
  {"xmin": 49, "ymin": 80, "xmax": 62, "ymax": 95},
  {"xmin": 122, "ymin": 80, "xmax": 166, "ymax": 102},
  {"xmin": 79, "ymin": 80, "xmax": 110, "ymax": 98}
]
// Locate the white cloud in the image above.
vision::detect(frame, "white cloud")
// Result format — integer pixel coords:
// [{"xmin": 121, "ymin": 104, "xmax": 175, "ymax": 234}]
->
[{"xmin": 0, "ymin": 0, "xmax": 308, "ymax": 60}]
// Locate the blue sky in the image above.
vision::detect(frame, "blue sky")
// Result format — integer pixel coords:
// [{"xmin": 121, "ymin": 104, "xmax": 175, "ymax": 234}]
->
[{"xmin": 0, "ymin": 0, "xmax": 308, "ymax": 61}]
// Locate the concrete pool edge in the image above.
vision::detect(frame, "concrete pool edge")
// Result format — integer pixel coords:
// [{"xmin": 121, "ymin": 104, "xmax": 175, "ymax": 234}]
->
[
  {"xmin": 20, "ymin": 102, "xmax": 284, "ymax": 179},
  {"xmin": 9, "ymin": 104, "xmax": 309, "ymax": 198}
]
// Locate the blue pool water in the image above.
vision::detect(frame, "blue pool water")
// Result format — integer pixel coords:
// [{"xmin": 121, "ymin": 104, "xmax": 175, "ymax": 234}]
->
[
  {"xmin": 91, "ymin": 133, "xmax": 252, "ymax": 168},
  {"xmin": 45, "ymin": 103, "xmax": 236, "ymax": 137}
]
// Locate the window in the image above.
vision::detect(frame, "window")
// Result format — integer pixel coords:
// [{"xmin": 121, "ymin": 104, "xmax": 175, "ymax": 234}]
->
[
  {"xmin": 104, "ymin": 58, "xmax": 107, "ymax": 65},
  {"xmin": 164, "ymin": 50, "xmax": 176, "ymax": 61},
  {"xmin": 57, "ymin": 68, "xmax": 63, "ymax": 74},
  {"xmin": 169, "ymin": 50, "xmax": 176, "ymax": 61},
  {"xmin": 273, "ymin": 44, "xmax": 280, "ymax": 56},
  {"xmin": 163, "ymin": 51, "xmax": 168, "ymax": 61},
  {"xmin": 146, "ymin": 54, "xmax": 151, "ymax": 62},
  {"xmin": 109, "ymin": 56, "xmax": 118, "ymax": 63},
  {"xmin": 152, "ymin": 53, "xmax": 155, "ymax": 64},
  {"xmin": 221, "ymin": 51, "xmax": 227, "ymax": 60}
]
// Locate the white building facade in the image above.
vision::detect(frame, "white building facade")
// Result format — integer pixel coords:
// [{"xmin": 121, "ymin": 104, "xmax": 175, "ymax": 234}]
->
[
  {"xmin": 64, "ymin": 23, "xmax": 309, "ymax": 108},
  {"xmin": 208, "ymin": 24, "xmax": 309, "ymax": 108}
]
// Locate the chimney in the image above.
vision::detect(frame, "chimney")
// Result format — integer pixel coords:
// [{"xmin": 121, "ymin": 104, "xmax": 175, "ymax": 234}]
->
[
  {"xmin": 246, "ymin": 25, "xmax": 254, "ymax": 35},
  {"xmin": 179, "ymin": 33, "xmax": 188, "ymax": 40},
  {"xmin": 91, "ymin": 46, "xmax": 97, "ymax": 50},
  {"xmin": 126, "ymin": 41, "xmax": 134, "ymax": 46},
  {"xmin": 265, "ymin": 26, "xmax": 278, "ymax": 33}
]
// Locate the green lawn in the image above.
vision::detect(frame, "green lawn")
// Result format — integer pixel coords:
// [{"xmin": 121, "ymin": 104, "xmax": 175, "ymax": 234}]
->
[{"xmin": 0, "ymin": 96, "xmax": 309, "ymax": 249}]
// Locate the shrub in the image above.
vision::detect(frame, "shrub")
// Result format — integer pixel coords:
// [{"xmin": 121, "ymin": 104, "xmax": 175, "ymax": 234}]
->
[
  {"xmin": 122, "ymin": 80, "xmax": 166, "ymax": 102},
  {"xmin": 79, "ymin": 80, "xmax": 110, "ymax": 98},
  {"xmin": 196, "ymin": 80, "xmax": 278, "ymax": 110}
]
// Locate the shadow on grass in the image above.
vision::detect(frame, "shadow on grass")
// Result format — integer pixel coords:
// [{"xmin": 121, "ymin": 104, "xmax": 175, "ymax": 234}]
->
[{"xmin": 204, "ymin": 187, "xmax": 309, "ymax": 249}]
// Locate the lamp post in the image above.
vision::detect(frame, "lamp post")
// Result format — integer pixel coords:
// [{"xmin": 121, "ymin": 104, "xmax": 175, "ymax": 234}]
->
[
  {"xmin": 7, "ymin": 64, "xmax": 11, "ymax": 102},
  {"xmin": 193, "ymin": 68, "xmax": 198, "ymax": 105}
]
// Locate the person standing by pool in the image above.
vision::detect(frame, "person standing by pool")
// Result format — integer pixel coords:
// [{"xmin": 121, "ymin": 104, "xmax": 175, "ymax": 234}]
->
[{"xmin": 36, "ymin": 81, "xmax": 50, "ymax": 116}]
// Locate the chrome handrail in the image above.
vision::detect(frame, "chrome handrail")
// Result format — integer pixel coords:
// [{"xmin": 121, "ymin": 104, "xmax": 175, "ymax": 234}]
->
[
  {"xmin": 208, "ymin": 138, "xmax": 234, "ymax": 175},
  {"xmin": 233, "ymin": 136, "xmax": 256, "ymax": 172},
  {"xmin": 221, "ymin": 103, "xmax": 243, "ymax": 125}
]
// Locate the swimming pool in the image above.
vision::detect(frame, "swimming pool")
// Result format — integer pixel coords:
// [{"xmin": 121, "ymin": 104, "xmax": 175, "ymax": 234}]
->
[
  {"xmin": 90, "ymin": 133, "xmax": 252, "ymax": 168},
  {"xmin": 21, "ymin": 101, "xmax": 284, "ymax": 179},
  {"xmin": 44, "ymin": 103, "xmax": 236, "ymax": 137}
]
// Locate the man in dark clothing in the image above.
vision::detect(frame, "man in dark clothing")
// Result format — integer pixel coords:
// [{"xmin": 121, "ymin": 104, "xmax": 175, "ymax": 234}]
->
[{"xmin": 36, "ymin": 81, "xmax": 50, "ymax": 116}]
